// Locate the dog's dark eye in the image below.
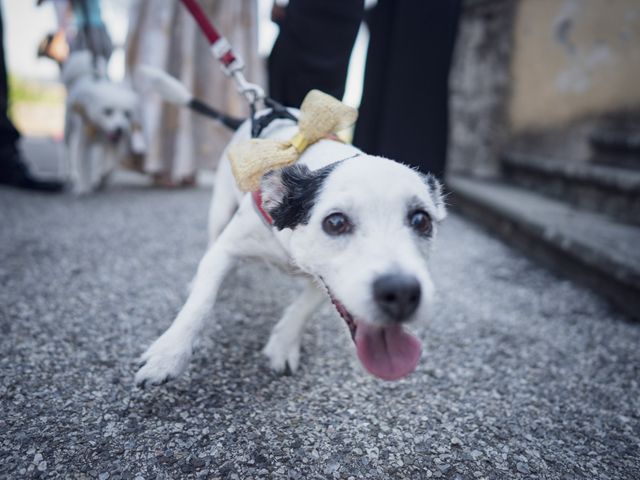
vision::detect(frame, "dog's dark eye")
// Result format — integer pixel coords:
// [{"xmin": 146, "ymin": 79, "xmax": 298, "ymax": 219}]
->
[
  {"xmin": 103, "ymin": 108, "xmax": 113, "ymax": 116},
  {"xmin": 322, "ymin": 212, "xmax": 352, "ymax": 236},
  {"xmin": 409, "ymin": 210, "xmax": 432, "ymax": 235},
  {"xmin": 124, "ymin": 110, "xmax": 132, "ymax": 119}
]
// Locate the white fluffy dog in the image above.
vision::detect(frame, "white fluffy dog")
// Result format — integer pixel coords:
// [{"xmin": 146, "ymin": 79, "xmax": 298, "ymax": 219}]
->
[
  {"xmin": 135, "ymin": 110, "xmax": 447, "ymax": 386},
  {"xmin": 62, "ymin": 51, "xmax": 144, "ymax": 194}
]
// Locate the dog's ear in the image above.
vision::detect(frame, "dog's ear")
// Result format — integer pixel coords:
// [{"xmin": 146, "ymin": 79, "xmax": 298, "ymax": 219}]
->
[
  {"xmin": 422, "ymin": 173, "xmax": 447, "ymax": 221},
  {"xmin": 260, "ymin": 163, "xmax": 336, "ymax": 230},
  {"xmin": 72, "ymin": 101, "xmax": 86, "ymax": 117},
  {"xmin": 260, "ymin": 168, "xmax": 290, "ymax": 215}
]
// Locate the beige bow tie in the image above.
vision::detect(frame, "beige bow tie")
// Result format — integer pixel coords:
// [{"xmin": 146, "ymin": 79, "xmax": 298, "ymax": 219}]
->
[{"xmin": 227, "ymin": 89, "xmax": 358, "ymax": 192}]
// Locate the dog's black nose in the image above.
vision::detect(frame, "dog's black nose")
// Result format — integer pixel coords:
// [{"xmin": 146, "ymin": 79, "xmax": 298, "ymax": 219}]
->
[{"xmin": 373, "ymin": 273, "xmax": 421, "ymax": 322}]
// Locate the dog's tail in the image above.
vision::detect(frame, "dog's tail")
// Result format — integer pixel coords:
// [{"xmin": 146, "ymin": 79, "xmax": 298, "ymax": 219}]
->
[{"xmin": 137, "ymin": 65, "xmax": 244, "ymax": 131}]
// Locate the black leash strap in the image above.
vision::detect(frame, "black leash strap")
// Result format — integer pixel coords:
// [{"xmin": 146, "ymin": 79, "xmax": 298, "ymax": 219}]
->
[
  {"xmin": 250, "ymin": 98, "xmax": 298, "ymax": 138},
  {"xmin": 179, "ymin": 0, "xmax": 297, "ymax": 139}
]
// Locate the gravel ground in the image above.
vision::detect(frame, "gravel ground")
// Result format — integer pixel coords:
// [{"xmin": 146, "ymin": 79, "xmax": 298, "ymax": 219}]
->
[{"xmin": 1, "ymin": 173, "xmax": 639, "ymax": 479}]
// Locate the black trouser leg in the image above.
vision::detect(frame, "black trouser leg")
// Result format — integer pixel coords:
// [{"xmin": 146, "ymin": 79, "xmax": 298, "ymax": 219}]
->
[
  {"xmin": 353, "ymin": 0, "xmax": 461, "ymax": 179},
  {"xmin": 0, "ymin": 5, "xmax": 63, "ymax": 191},
  {"xmin": 0, "ymin": 4, "xmax": 21, "ymax": 154},
  {"xmin": 268, "ymin": 0, "xmax": 364, "ymax": 108}
]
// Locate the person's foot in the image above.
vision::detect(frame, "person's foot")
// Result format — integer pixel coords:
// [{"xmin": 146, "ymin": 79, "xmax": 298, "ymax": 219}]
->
[
  {"xmin": 180, "ymin": 174, "xmax": 197, "ymax": 188},
  {"xmin": 0, "ymin": 148, "xmax": 64, "ymax": 192},
  {"xmin": 152, "ymin": 172, "xmax": 178, "ymax": 188},
  {"xmin": 151, "ymin": 172, "xmax": 197, "ymax": 189}
]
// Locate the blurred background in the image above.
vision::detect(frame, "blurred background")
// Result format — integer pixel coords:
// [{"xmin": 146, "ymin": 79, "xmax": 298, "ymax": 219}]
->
[
  {"xmin": 7, "ymin": 0, "xmax": 639, "ymax": 174},
  {"xmin": 3, "ymin": 0, "xmax": 127, "ymax": 136},
  {"xmin": 2, "ymin": 0, "xmax": 367, "ymax": 137},
  {"xmin": 445, "ymin": 0, "xmax": 640, "ymax": 320}
]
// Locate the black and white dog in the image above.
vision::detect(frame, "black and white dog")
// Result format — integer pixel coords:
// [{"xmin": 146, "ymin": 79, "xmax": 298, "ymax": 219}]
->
[{"xmin": 135, "ymin": 110, "xmax": 446, "ymax": 386}]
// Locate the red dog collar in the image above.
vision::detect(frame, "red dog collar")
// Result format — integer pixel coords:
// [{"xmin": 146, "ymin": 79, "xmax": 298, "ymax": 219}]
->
[{"xmin": 252, "ymin": 189, "xmax": 273, "ymax": 226}]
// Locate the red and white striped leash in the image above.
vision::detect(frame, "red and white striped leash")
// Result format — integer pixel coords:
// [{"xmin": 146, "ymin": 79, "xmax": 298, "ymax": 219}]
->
[{"xmin": 180, "ymin": 0, "xmax": 265, "ymax": 105}]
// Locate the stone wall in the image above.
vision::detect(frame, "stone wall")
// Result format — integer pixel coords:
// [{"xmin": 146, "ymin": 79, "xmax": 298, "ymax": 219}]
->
[
  {"xmin": 448, "ymin": 0, "xmax": 640, "ymax": 176},
  {"xmin": 510, "ymin": 0, "xmax": 640, "ymax": 131},
  {"xmin": 448, "ymin": 0, "xmax": 516, "ymax": 178},
  {"xmin": 507, "ymin": 0, "xmax": 640, "ymax": 164}
]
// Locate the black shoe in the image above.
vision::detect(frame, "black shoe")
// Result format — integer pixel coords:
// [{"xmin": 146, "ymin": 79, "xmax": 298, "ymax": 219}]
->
[{"xmin": 0, "ymin": 148, "xmax": 64, "ymax": 192}]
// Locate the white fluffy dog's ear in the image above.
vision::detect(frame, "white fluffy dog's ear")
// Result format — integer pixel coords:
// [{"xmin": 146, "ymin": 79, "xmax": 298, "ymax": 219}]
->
[
  {"xmin": 71, "ymin": 101, "xmax": 85, "ymax": 116},
  {"xmin": 69, "ymin": 85, "xmax": 95, "ymax": 121},
  {"xmin": 422, "ymin": 173, "xmax": 447, "ymax": 221}
]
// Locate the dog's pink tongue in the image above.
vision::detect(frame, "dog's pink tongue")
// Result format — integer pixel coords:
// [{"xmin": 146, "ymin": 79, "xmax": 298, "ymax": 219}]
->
[{"xmin": 355, "ymin": 322, "xmax": 422, "ymax": 381}]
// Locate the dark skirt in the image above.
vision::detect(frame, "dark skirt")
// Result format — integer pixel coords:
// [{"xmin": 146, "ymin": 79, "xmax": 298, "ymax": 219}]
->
[
  {"xmin": 353, "ymin": 0, "xmax": 461, "ymax": 178},
  {"xmin": 268, "ymin": 0, "xmax": 365, "ymax": 108}
]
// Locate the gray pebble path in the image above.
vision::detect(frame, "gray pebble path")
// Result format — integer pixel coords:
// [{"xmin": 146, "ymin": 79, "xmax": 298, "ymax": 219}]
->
[{"xmin": 1, "ymin": 176, "xmax": 639, "ymax": 479}]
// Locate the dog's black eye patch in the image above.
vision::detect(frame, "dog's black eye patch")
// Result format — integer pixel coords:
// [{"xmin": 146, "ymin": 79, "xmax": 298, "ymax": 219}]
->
[{"xmin": 265, "ymin": 163, "xmax": 339, "ymax": 230}]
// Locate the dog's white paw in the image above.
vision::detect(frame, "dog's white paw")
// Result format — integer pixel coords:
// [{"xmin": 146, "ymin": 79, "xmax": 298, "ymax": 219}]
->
[
  {"xmin": 263, "ymin": 330, "xmax": 301, "ymax": 374},
  {"xmin": 135, "ymin": 333, "xmax": 192, "ymax": 387}
]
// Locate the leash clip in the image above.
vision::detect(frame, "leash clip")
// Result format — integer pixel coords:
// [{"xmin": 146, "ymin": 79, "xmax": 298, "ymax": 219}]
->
[
  {"xmin": 231, "ymin": 70, "xmax": 265, "ymax": 106},
  {"xmin": 211, "ymin": 35, "xmax": 264, "ymax": 105}
]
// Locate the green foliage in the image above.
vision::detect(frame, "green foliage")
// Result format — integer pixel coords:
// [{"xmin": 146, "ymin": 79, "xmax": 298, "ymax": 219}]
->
[
  {"xmin": 8, "ymin": 75, "xmax": 64, "ymax": 123},
  {"xmin": 9, "ymin": 75, "xmax": 63, "ymax": 104}
]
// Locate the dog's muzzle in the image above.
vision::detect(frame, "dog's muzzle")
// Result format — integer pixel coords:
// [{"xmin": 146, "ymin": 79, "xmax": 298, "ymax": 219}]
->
[
  {"xmin": 373, "ymin": 273, "xmax": 421, "ymax": 322},
  {"xmin": 108, "ymin": 128, "xmax": 124, "ymax": 143},
  {"xmin": 322, "ymin": 279, "xmax": 422, "ymax": 381}
]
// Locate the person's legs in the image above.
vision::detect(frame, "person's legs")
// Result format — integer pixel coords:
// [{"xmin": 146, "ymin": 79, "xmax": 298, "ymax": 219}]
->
[
  {"xmin": 0, "ymin": 5, "xmax": 63, "ymax": 191},
  {"xmin": 354, "ymin": 0, "xmax": 461, "ymax": 179},
  {"xmin": 0, "ymin": 6, "xmax": 20, "ymax": 151},
  {"xmin": 351, "ymin": 0, "xmax": 395, "ymax": 155},
  {"xmin": 268, "ymin": 0, "xmax": 364, "ymax": 108}
]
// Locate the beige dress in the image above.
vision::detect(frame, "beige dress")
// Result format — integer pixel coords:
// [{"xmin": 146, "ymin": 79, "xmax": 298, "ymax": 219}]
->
[{"xmin": 125, "ymin": 0, "xmax": 263, "ymax": 183}]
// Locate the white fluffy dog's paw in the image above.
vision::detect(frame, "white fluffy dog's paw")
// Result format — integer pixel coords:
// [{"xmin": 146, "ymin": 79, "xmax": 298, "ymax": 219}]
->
[
  {"xmin": 135, "ymin": 332, "xmax": 192, "ymax": 387},
  {"xmin": 263, "ymin": 329, "xmax": 301, "ymax": 374}
]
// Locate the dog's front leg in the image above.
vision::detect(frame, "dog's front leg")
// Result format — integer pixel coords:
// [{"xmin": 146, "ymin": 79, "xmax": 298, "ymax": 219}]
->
[
  {"xmin": 135, "ymin": 217, "xmax": 248, "ymax": 387},
  {"xmin": 87, "ymin": 142, "xmax": 105, "ymax": 191},
  {"xmin": 263, "ymin": 279, "xmax": 326, "ymax": 373},
  {"xmin": 93, "ymin": 143, "xmax": 114, "ymax": 191},
  {"xmin": 68, "ymin": 126, "xmax": 90, "ymax": 195}
]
